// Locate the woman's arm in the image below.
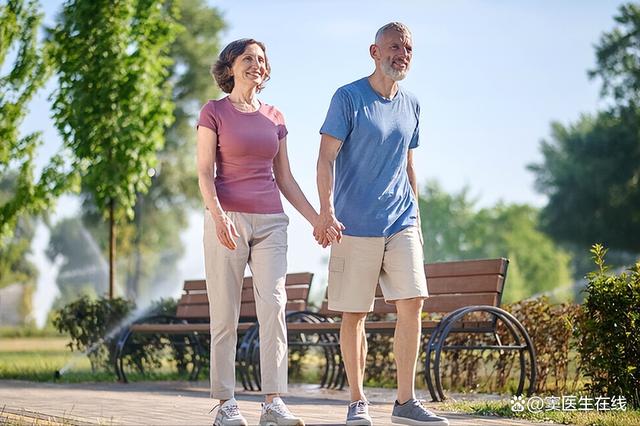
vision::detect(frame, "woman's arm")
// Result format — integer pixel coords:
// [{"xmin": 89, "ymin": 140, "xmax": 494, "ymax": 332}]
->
[
  {"xmin": 196, "ymin": 126, "xmax": 239, "ymax": 250},
  {"xmin": 273, "ymin": 136, "xmax": 319, "ymax": 227}
]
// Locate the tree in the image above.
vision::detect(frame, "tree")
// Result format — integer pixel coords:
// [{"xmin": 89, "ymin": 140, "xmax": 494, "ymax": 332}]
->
[
  {"xmin": 48, "ymin": 0, "xmax": 181, "ymax": 298},
  {"xmin": 120, "ymin": 0, "xmax": 224, "ymax": 298},
  {"xmin": 419, "ymin": 181, "xmax": 572, "ymax": 302},
  {"xmin": 589, "ymin": 3, "xmax": 640, "ymax": 109},
  {"xmin": 529, "ymin": 3, "xmax": 640, "ymax": 264},
  {"xmin": 45, "ymin": 0, "xmax": 224, "ymax": 304},
  {"xmin": 529, "ymin": 111, "xmax": 640, "ymax": 255},
  {"xmin": 0, "ymin": 0, "xmax": 70, "ymax": 244}
]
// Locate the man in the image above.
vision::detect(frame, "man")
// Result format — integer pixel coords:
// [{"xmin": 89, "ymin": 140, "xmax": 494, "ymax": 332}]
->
[{"xmin": 315, "ymin": 22, "xmax": 449, "ymax": 426}]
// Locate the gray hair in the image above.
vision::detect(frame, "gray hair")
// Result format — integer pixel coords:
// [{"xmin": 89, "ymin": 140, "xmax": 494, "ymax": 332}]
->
[{"xmin": 374, "ymin": 22, "xmax": 412, "ymax": 44}]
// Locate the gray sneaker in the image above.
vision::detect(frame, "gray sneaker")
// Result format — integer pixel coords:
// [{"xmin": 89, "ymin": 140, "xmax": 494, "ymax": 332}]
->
[
  {"xmin": 259, "ymin": 397, "xmax": 304, "ymax": 425},
  {"xmin": 346, "ymin": 400, "xmax": 372, "ymax": 425},
  {"xmin": 212, "ymin": 398, "xmax": 248, "ymax": 426},
  {"xmin": 391, "ymin": 399, "xmax": 449, "ymax": 425}
]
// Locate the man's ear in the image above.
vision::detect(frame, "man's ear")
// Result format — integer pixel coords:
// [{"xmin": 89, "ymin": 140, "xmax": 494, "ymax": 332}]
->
[{"xmin": 369, "ymin": 44, "xmax": 378, "ymax": 60}]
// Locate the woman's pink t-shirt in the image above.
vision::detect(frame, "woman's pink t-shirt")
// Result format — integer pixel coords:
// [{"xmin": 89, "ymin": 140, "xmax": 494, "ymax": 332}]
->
[{"xmin": 198, "ymin": 97, "xmax": 287, "ymax": 214}]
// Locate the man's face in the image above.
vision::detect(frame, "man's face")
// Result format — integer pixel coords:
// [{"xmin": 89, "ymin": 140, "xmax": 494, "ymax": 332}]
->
[{"xmin": 376, "ymin": 30, "xmax": 413, "ymax": 81}]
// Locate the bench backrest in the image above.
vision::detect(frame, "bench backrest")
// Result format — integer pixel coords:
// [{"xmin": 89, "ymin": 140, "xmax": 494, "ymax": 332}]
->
[
  {"xmin": 320, "ymin": 258, "xmax": 508, "ymax": 315},
  {"xmin": 177, "ymin": 272, "xmax": 314, "ymax": 321}
]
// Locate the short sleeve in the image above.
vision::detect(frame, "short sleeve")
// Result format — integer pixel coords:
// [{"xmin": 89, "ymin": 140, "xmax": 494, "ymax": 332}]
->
[
  {"xmin": 197, "ymin": 101, "xmax": 218, "ymax": 132},
  {"xmin": 319, "ymin": 88, "xmax": 353, "ymax": 142},
  {"xmin": 275, "ymin": 108, "xmax": 288, "ymax": 140},
  {"xmin": 409, "ymin": 101, "xmax": 420, "ymax": 149}
]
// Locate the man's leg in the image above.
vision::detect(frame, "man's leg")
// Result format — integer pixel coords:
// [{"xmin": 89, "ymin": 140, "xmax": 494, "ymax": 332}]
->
[
  {"xmin": 340, "ymin": 311, "xmax": 368, "ymax": 402},
  {"xmin": 394, "ymin": 297, "xmax": 424, "ymax": 404}
]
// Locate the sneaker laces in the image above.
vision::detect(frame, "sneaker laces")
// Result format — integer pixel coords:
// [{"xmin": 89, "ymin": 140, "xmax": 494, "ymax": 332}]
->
[
  {"xmin": 351, "ymin": 400, "xmax": 369, "ymax": 415},
  {"xmin": 210, "ymin": 402, "xmax": 241, "ymax": 417},
  {"xmin": 269, "ymin": 400, "xmax": 293, "ymax": 417},
  {"xmin": 411, "ymin": 399, "xmax": 435, "ymax": 416}
]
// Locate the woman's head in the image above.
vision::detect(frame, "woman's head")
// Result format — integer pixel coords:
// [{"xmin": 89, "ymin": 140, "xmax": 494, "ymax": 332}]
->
[{"xmin": 211, "ymin": 38, "xmax": 271, "ymax": 93}]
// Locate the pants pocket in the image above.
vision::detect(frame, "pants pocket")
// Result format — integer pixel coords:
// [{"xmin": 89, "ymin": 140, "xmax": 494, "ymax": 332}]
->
[{"xmin": 328, "ymin": 256, "xmax": 345, "ymax": 301}]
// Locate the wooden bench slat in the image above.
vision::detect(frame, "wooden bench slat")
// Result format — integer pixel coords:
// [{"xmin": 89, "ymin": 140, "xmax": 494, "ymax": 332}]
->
[
  {"xmin": 427, "ymin": 275, "xmax": 505, "ymax": 294},
  {"xmin": 176, "ymin": 300, "xmax": 308, "ymax": 319},
  {"xmin": 179, "ymin": 288, "xmax": 310, "ymax": 308},
  {"xmin": 372, "ymin": 275, "xmax": 504, "ymax": 297},
  {"xmin": 366, "ymin": 293, "xmax": 499, "ymax": 314},
  {"xmin": 131, "ymin": 319, "xmax": 496, "ymax": 336},
  {"xmin": 129, "ymin": 322, "xmax": 254, "ymax": 334},
  {"xmin": 183, "ymin": 273, "xmax": 314, "ymax": 294},
  {"xmin": 425, "ymin": 258, "xmax": 508, "ymax": 278}
]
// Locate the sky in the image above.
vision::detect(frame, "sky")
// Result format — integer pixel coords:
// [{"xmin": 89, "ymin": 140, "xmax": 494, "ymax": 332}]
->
[{"xmin": 19, "ymin": 0, "xmax": 626, "ymax": 325}]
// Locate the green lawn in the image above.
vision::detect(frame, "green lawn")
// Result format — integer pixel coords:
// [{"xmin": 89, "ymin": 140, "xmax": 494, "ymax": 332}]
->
[
  {"xmin": 0, "ymin": 337, "xmax": 184, "ymax": 382},
  {"xmin": 441, "ymin": 400, "xmax": 640, "ymax": 426}
]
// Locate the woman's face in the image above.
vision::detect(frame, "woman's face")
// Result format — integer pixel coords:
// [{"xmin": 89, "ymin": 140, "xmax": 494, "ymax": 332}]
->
[{"xmin": 230, "ymin": 43, "xmax": 267, "ymax": 89}]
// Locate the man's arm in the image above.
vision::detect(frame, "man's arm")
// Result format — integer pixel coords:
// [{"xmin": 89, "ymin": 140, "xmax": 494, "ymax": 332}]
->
[
  {"xmin": 316, "ymin": 133, "xmax": 345, "ymax": 247},
  {"xmin": 407, "ymin": 148, "xmax": 423, "ymax": 246}
]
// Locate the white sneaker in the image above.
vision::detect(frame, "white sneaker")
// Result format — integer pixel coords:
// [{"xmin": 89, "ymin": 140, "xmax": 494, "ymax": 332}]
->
[
  {"xmin": 213, "ymin": 398, "xmax": 248, "ymax": 426},
  {"xmin": 259, "ymin": 397, "xmax": 305, "ymax": 425}
]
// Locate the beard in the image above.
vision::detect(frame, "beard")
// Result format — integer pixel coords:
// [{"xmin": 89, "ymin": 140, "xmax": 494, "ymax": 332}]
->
[{"xmin": 381, "ymin": 58, "xmax": 409, "ymax": 81}]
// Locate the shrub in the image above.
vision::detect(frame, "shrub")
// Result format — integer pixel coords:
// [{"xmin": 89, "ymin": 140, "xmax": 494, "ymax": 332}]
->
[
  {"xmin": 53, "ymin": 296, "xmax": 199, "ymax": 378},
  {"xmin": 576, "ymin": 244, "xmax": 640, "ymax": 408},
  {"xmin": 53, "ymin": 295, "xmax": 133, "ymax": 372},
  {"xmin": 361, "ymin": 298, "xmax": 582, "ymax": 395}
]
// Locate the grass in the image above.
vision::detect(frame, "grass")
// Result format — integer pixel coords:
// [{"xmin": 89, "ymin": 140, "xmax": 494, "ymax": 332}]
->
[
  {"xmin": 441, "ymin": 399, "xmax": 640, "ymax": 426},
  {"xmin": 0, "ymin": 337, "xmax": 190, "ymax": 383}
]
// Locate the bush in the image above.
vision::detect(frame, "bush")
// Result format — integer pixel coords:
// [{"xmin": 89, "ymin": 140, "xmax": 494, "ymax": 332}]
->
[
  {"xmin": 361, "ymin": 298, "xmax": 582, "ymax": 395},
  {"xmin": 576, "ymin": 244, "xmax": 640, "ymax": 408},
  {"xmin": 52, "ymin": 296, "xmax": 198, "ymax": 378},
  {"xmin": 53, "ymin": 295, "xmax": 134, "ymax": 372}
]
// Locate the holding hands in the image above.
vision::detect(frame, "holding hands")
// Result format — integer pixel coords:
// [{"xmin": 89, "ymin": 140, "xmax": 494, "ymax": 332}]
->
[{"xmin": 313, "ymin": 211, "xmax": 345, "ymax": 248}]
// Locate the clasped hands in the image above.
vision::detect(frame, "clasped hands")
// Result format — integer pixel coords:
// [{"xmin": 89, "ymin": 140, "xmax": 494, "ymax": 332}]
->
[{"xmin": 313, "ymin": 212, "xmax": 345, "ymax": 248}]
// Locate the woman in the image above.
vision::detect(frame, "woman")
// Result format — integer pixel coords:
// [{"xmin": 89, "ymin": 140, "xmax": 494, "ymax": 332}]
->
[{"xmin": 197, "ymin": 38, "xmax": 317, "ymax": 426}]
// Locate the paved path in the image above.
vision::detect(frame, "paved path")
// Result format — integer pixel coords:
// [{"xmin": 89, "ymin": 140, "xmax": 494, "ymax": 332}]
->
[{"xmin": 0, "ymin": 380, "xmax": 541, "ymax": 425}]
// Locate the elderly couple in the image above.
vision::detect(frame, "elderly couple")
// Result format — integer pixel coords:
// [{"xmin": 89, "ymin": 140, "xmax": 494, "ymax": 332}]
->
[{"xmin": 196, "ymin": 22, "xmax": 449, "ymax": 426}]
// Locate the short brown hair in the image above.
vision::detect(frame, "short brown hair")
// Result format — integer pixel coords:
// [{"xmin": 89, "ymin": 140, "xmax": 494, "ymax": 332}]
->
[{"xmin": 211, "ymin": 38, "xmax": 271, "ymax": 93}]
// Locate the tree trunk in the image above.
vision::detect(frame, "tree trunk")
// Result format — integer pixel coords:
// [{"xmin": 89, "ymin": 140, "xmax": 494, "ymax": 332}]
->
[{"xmin": 109, "ymin": 198, "xmax": 116, "ymax": 299}]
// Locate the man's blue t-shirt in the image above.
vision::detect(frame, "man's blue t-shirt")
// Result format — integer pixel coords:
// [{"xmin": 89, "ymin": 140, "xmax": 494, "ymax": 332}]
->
[{"xmin": 320, "ymin": 77, "xmax": 420, "ymax": 237}]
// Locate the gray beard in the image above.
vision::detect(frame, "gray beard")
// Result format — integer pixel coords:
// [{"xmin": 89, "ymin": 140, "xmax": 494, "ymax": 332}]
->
[{"xmin": 381, "ymin": 60, "xmax": 408, "ymax": 81}]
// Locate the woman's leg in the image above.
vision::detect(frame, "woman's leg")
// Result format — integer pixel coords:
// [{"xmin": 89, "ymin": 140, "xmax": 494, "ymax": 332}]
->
[
  {"xmin": 203, "ymin": 211, "xmax": 250, "ymax": 400},
  {"xmin": 247, "ymin": 213, "xmax": 289, "ymax": 399}
]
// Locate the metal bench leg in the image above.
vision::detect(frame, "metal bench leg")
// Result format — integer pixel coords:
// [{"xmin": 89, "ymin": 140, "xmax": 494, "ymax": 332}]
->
[{"xmin": 432, "ymin": 306, "xmax": 537, "ymax": 401}]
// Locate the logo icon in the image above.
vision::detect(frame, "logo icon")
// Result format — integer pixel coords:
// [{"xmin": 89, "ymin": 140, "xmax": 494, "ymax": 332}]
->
[{"xmin": 510, "ymin": 395, "xmax": 526, "ymax": 412}]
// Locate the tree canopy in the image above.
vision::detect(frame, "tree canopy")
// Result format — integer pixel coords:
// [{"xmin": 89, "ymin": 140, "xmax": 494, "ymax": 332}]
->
[
  {"xmin": 48, "ymin": 0, "xmax": 181, "ymax": 297},
  {"xmin": 530, "ymin": 3, "xmax": 640, "ymax": 260},
  {"xmin": 420, "ymin": 181, "xmax": 572, "ymax": 302},
  {"xmin": 0, "ymin": 0, "xmax": 70, "ymax": 244}
]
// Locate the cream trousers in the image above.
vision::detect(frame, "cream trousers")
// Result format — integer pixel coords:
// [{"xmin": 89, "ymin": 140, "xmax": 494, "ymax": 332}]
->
[{"xmin": 203, "ymin": 210, "xmax": 289, "ymax": 399}]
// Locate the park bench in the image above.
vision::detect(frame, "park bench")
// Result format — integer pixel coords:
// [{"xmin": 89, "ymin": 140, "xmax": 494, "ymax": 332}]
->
[
  {"xmin": 115, "ymin": 259, "xmax": 536, "ymax": 402},
  {"xmin": 237, "ymin": 258, "xmax": 536, "ymax": 402},
  {"xmin": 113, "ymin": 272, "xmax": 319, "ymax": 388}
]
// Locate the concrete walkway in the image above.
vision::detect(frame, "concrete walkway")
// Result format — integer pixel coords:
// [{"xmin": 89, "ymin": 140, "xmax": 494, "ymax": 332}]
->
[{"xmin": 0, "ymin": 380, "xmax": 541, "ymax": 425}]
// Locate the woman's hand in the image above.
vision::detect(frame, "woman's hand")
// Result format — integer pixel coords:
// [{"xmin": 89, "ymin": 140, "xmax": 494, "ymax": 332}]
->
[
  {"xmin": 313, "ymin": 211, "xmax": 345, "ymax": 248},
  {"xmin": 212, "ymin": 211, "xmax": 240, "ymax": 250}
]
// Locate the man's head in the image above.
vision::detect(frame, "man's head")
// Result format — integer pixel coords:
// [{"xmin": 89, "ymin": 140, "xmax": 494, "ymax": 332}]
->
[{"xmin": 370, "ymin": 22, "xmax": 413, "ymax": 81}]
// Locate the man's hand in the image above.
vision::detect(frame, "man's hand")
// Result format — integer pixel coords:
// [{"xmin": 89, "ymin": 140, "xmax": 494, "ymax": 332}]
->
[{"xmin": 313, "ymin": 211, "xmax": 345, "ymax": 248}]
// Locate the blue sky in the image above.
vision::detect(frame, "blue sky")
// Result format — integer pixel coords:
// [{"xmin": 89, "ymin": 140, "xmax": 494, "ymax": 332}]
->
[{"xmin": 22, "ymin": 0, "xmax": 625, "ymax": 323}]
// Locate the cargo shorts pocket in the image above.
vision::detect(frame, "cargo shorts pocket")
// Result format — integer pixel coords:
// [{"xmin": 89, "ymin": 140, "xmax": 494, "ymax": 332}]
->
[{"xmin": 328, "ymin": 257, "xmax": 345, "ymax": 301}]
